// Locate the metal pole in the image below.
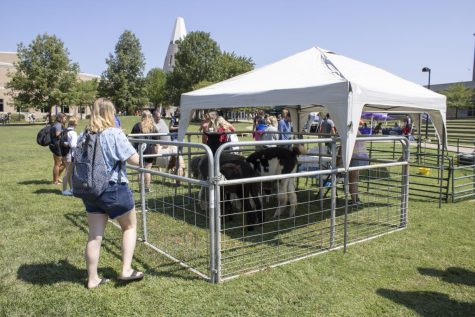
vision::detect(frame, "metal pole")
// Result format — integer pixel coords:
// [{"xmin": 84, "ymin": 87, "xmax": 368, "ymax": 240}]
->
[
  {"xmin": 343, "ymin": 172, "xmax": 349, "ymax": 253},
  {"xmin": 319, "ymin": 141, "xmax": 323, "ymax": 211},
  {"xmin": 207, "ymin": 151, "xmax": 218, "ymax": 283},
  {"xmin": 417, "ymin": 114, "xmax": 422, "ymax": 165},
  {"xmin": 213, "ymin": 151, "xmax": 222, "ymax": 283},
  {"xmin": 400, "ymin": 140, "xmax": 410, "ymax": 228},
  {"xmin": 139, "ymin": 144, "xmax": 148, "ymax": 242},
  {"xmin": 439, "ymin": 132, "xmax": 446, "ymax": 208},
  {"xmin": 330, "ymin": 138, "xmax": 337, "ymax": 248}
]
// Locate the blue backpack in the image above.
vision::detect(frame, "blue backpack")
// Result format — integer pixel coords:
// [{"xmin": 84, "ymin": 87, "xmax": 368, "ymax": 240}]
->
[{"xmin": 72, "ymin": 130, "xmax": 120, "ymax": 199}]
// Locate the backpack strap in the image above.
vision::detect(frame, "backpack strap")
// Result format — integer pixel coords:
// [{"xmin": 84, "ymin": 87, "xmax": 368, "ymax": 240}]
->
[{"xmin": 113, "ymin": 161, "xmax": 122, "ymax": 184}]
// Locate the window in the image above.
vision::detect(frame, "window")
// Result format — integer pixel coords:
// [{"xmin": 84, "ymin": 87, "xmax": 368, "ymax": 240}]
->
[
  {"xmin": 0, "ymin": 99, "xmax": 3, "ymax": 112},
  {"xmin": 62, "ymin": 106, "xmax": 70, "ymax": 114}
]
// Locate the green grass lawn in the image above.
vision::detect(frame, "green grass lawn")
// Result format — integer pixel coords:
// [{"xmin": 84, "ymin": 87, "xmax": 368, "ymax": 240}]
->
[{"xmin": 1, "ymin": 122, "xmax": 474, "ymax": 316}]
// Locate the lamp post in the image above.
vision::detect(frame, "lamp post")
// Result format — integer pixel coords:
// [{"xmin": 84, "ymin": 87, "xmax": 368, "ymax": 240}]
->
[{"xmin": 422, "ymin": 67, "xmax": 431, "ymax": 140}]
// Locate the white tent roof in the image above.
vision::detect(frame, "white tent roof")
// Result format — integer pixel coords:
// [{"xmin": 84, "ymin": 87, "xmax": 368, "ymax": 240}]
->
[{"xmin": 178, "ymin": 46, "xmax": 447, "ymax": 168}]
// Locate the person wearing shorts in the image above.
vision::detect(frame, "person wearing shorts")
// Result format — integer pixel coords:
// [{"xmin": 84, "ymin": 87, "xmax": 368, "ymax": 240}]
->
[
  {"xmin": 50, "ymin": 113, "xmax": 67, "ymax": 184},
  {"xmin": 81, "ymin": 98, "xmax": 143, "ymax": 289}
]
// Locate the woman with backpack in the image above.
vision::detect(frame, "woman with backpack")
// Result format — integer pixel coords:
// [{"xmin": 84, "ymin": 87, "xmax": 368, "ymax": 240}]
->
[
  {"xmin": 78, "ymin": 98, "xmax": 143, "ymax": 289},
  {"xmin": 130, "ymin": 110, "xmax": 159, "ymax": 192},
  {"xmin": 50, "ymin": 113, "xmax": 67, "ymax": 184}
]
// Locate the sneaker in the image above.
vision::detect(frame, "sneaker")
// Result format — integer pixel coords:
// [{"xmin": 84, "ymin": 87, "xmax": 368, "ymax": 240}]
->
[
  {"xmin": 144, "ymin": 188, "xmax": 153, "ymax": 193},
  {"xmin": 62, "ymin": 190, "xmax": 73, "ymax": 196}
]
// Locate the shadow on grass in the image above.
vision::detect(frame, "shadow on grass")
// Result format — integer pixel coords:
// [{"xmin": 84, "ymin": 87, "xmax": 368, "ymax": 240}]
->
[
  {"xmin": 17, "ymin": 259, "xmax": 114, "ymax": 286},
  {"xmin": 64, "ymin": 212, "xmax": 201, "ymax": 282},
  {"xmin": 377, "ymin": 289, "xmax": 475, "ymax": 316},
  {"xmin": 33, "ymin": 188, "xmax": 62, "ymax": 195},
  {"xmin": 418, "ymin": 267, "xmax": 475, "ymax": 287},
  {"xmin": 18, "ymin": 179, "xmax": 52, "ymax": 185}
]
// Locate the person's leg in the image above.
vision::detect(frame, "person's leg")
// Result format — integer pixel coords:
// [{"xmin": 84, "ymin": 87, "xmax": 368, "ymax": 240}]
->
[
  {"xmin": 116, "ymin": 209, "xmax": 141, "ymax": 278},
  {"xmin": 85, "ymin": 213, "xmax": 108, "ymax": 288},
  {"xmin": 53, "ymin": 154, "xmax": 63, "ymax": 183},
  {"xmin": 144, "ymin": 162, "xmax": 152, "ymax": 189},
  {"xmin": 62, "ymin": 161, "xmax": 71, "ymax": 192},
  {"xmin": 349, "ymin": 170, "xmax": 359, "ymax": 203},
  {"xmin": 58, "ymin": 156, "xmax": 66, "ymax": 178}
]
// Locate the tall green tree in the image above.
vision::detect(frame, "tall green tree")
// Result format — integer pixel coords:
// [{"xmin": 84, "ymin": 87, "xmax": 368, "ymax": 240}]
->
[
  {"xmin": 165, "ymin": 31, "xmax": 221, "ymax": 105},
  {"xmin": 216, "ymin": 52, "xmax": 254, "ymax": 81},
  {"xmin": 74, "ymin": 79, "xmax": 98, "ymax": 119},
  {"xmin": 442, "ymin": 83, "xmax": 474, "ymax": 118},
  {"xmin": 145, "ymin": 68, "xmax": 167, "ymax": 108},
  {"xmin": 6, "ymin": 33, "xmax": 79, "ymax": 120},
  {"xmin": 165, "ymin": 31, "xmax": 254, "ymax": 106},
  {"xmin": 98, "ymin": 30, "xmax": 147, "ymax": 113}
]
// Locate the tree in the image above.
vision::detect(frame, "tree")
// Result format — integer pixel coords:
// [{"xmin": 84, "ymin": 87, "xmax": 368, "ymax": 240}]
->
[
  {"xmin": 74, "ymin": 79, "xmax": 98, "ymax": 119},
  {"xmin": 6, "ymin": 33, "xmax": 79, "ymax": 121},
  {"xmin": 216, "ymin": 52, "xmax": 254, "ymax": 81},
  {"xmin": 442, "ymin": 83, "xmax": 474, "ymax": 118},
  {"xmin": 145, "ymin": 68, "xmax": 167, "ymax": 108},
  {"xmin": 165, "ymin": 31, "xmax": 221, "ymax": 105},
  {"xmin": 98, "ymin": 30, "xmax": 147, "ymax": 113},
  {"xmin": 165, "ymin": 31, "xmax": 255, "ymax": 106}
]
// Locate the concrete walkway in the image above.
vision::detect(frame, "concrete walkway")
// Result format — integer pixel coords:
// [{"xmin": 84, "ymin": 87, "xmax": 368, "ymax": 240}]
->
[{"xmin": 416, "ymin": 141, "xmax": 474, "ymax": 154}]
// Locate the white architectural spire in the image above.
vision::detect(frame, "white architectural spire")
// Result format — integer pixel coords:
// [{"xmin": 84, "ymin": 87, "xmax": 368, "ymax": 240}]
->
[{"xmin": 163, "ymin": 17, "xmax": 187, "ymax": 73}]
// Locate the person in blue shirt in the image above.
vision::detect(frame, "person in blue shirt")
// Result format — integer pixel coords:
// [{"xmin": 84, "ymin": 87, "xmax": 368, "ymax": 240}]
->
[
  {"xmin": 81, "ymin": 98, "xmax": 144, "ymax": 289},
  {"xmin": 278, "ymin": 108, "xmax": 293, "ymax": 148}
]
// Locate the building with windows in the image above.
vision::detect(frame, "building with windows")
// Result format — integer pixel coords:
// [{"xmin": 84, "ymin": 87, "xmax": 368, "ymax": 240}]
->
[{"xmin": 0, "ymin": 51, "xmax": 98, "ymax": 119}]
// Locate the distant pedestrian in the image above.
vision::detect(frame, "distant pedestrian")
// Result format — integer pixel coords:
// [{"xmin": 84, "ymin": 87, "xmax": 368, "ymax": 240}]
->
[
  {"xmin": 50, "ymin": 113, "xmax": 67, "ymax": 185},
  {"xmin": 278, "ymin": 108, "xmax": 293, "ymax": 148},
  {"xmin": 320, "ymin": 113, "xmax": 336, "ymax": 154},
  {"xmin": 61, "ymin": 117, "xmax": 78, "ymax": 196}
]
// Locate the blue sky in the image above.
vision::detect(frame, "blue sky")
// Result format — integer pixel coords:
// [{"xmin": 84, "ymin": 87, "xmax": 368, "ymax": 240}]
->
[{"xmin": 2, "ymin": 0, "xmax": 475, "ymax": 85}]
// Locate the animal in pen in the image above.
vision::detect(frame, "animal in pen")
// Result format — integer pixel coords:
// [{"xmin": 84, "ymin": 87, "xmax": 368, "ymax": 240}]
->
[
  {"xmin": 154, "ymin": 145, "xmax": 186, "ymax": 177},
  {"xmin": 246, "ymin": 145, "xmax": 306, "ymax": 219},
  {"xmin": 197, "ymin": 153, "xmax": 262, "ymax": 229}
]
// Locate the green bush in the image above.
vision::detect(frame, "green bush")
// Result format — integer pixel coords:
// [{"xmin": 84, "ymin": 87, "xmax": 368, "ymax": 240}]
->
[{"xmin": 9, "ymin": 113, "xmax": 25, "ymax": 121}]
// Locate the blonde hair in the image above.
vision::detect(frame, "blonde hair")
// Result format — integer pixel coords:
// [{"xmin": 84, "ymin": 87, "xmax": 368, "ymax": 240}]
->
[
  {"xmin": 217, "ymin": 116, "xmax": 233, "ymax": 131},
  {"xmin": 67, "ymin": 116, "xmax": 78, "ymax": 127},
  {"xmin": 208, "ymin": 111, "xmax": 219, "ymax": 130},
  {"xmin": 88, "ymin": 98, "xmax": 116, "ymax": 133},
  {"xmin": 267, "ymin": 116, "xmax": 278, "ymax": 128},
  {"xmin": 140, "ymin": 110, "xmax": 155, "ymax": 133}
]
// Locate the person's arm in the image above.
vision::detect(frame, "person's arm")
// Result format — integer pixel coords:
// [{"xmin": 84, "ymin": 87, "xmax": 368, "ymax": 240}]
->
[
  {"xmin": 55, "ymin": 125, "xmax": 61, "ymax": 137},
  {"xmin": 126, "ymin": 153, "xmax": 140, "ymax": 166}
]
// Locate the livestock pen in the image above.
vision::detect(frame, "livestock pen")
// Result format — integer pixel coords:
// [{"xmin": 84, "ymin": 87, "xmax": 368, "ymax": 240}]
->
[{"xmin": 125, "ymin": 134, "xmax": 410, "ymax": 283}]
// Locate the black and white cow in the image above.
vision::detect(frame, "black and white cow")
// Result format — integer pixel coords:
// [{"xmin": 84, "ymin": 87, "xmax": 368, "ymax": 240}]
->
[
  {"xmin": 246, "ymin": 145, "xmax": 305, "ymax": 219},
  {"xmin": 198, "ymin": 153, "xmax": 262, "ymax": 229}
]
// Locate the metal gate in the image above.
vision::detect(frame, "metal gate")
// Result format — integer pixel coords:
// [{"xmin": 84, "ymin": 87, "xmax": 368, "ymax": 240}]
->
[
  {"xmin": 128, "ymin": 135, "xmax": 410, "ymax": 283},
  {"xmin": 451, "ymin": 152, "xmax": 475, "ymax": 202}
]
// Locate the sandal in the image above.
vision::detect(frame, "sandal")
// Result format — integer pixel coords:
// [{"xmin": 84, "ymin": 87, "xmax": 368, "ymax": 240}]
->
[
  {"xmin": 86, "ymin": 277, "xmax": 110, "ymax": 289},
  {"xmin": 118, "ymin": 270, "xmax": 144, "ymax": 283}
]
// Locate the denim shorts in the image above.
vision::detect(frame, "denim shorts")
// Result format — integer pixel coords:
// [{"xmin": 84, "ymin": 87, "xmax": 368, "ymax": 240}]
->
[{"xmin": 82, "ymin": 182, "xmax": 135, "ymax": 219}]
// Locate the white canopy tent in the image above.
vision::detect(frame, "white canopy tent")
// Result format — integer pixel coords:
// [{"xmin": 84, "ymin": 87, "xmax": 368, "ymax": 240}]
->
[{"xmin": 178, "ymin": 46, "xmax": 447, "ymax": 168}]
